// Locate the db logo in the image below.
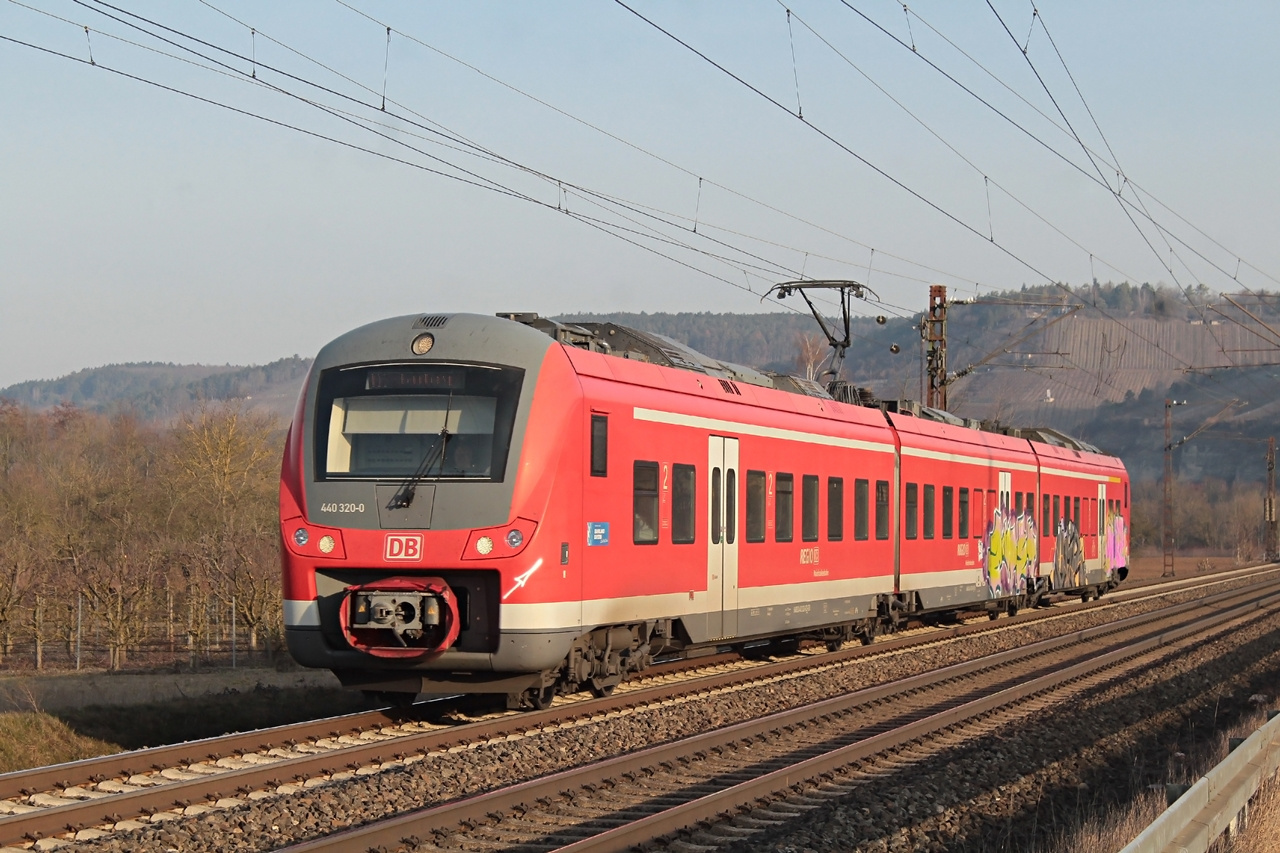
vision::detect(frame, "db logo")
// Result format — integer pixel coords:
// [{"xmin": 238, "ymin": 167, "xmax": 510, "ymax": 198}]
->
[{"xmin": 384, "ymin": 534, "xmax": 423, "ymax": 561}]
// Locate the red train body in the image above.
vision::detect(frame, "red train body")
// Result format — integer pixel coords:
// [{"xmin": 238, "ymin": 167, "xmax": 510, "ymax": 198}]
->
[{"xmin": 281, "ymin": 313, "xmax": 1130, "ymax": 707}]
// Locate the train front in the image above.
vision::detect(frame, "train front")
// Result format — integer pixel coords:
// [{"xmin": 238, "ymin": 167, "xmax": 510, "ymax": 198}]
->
[{"xmin": 279, "ymin": 313, "xmax": 580, "ymax": 701}]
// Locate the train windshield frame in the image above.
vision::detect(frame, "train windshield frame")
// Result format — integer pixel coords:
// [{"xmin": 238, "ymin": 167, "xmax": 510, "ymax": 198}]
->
[{"xmin": 314, "ymin": 362, "xmax": 524, "ymax": 482}]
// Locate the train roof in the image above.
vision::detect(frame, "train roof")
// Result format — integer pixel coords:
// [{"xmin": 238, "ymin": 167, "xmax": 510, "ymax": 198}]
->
[{"xmin": 502, "ymin": 312, "xmax": 1111, "ymax": 458}]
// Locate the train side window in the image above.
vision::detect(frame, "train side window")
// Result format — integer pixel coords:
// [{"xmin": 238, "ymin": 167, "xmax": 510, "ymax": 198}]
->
[
  {"xmin": 726, "ymin": 469, "xmax": 737, "ymax": 545},
  {"xmin": 1043, "ymin": 495, "xmax": 1051, "ymax": 535},
  {"xmin": 974, "ymin": 488, "xmax": 984, "ymax": 538},
  {"xmin": 1014, "ymin": 491, "xmax": 1023, "ymax": 515},
  {"xmin": 775, "ymin": 473, "xmax": 794, "ymax": 542},
  {"xmin": 942, "ymin": 486, "xmax": 954, "ymax": 539},
  {"xmin": 958, "ymin": 488, "xmax": 970, "ymax": 539},
  {"xmin": 1052, "ymin": 495, "xmax": 1060, "ymax": 530},
  {"xmin": 1025, "ymin": 492, "xmax": 1034, "ymax": 517},
  {"xmin": 671, "ymin": 463, "xmax": 696, "ymax": 545},
  {"xmin": 827, "ymin": 477, "xmax": 844, "ymax": 542},
  {"xmin": 802, "ymin": 475, "xmax": 819, "ymax": 542},
  {"xmin": 746, "ymin": 470, "xmax": 766, "ymax": 543},
  {"xmin": 905, "ymin": 483, "xmax": 918, "ymax": 539},
  {"xmin": 1125, "ymin": 483, "xmax": 1129, "ymax": 507},
  {"xmin": 711, "ymin": 468, "xmax": 722, "ymax": 545},
  {"xmin": 633, "ymin": 461, "xmax": 659, "ymax": 544},
  {"xmin": 924, "ymin": 485, "xmax": 935, "ymax": 539},
  {"xmin": 854, "ymin": 479, "xmax": 869, "ymax": 540},
  {"xmin": 875, "ymin": 480, "xmax": 890, "ymax": 540},
  {"xmin": 590, "ymin": 415, "xmax": 608, "ymax": 477},
  {"xmin": 1073, "ymin": 496, "xmax": 1081, "ymax": 529}
]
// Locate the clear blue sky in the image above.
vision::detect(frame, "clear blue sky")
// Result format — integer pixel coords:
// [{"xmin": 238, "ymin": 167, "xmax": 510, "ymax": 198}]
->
[{"xmin": 2, "ymin": 1, "xmax": 1278, "ymax": 388}]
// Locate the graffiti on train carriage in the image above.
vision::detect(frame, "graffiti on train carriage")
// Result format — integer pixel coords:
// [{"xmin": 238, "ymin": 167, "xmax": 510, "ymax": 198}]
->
[{"xmin": 980, "ymin": 509, "xmax": 1037, "ymax": 598}]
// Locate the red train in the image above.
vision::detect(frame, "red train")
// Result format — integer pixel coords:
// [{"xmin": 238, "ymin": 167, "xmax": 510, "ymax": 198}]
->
[{"xmin": 280, "ymin": 312, "xmax": 1130, "ymax": 708}]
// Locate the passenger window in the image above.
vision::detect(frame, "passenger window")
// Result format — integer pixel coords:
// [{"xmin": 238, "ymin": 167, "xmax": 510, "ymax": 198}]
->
[
  {"xmin": 1043, "ymin": 494, "xmax": 1051, "ymax": 536},
  {"xmin": 905, "ymin": 483, "xmax": 918, "ymax": 540},
  {"xmin": 775, "ymin": 473, "xmax": 794, "ymax": 542},
  {"xmin": 875, "ymin": 480, "xmax": 890, "ymax": 540},
  {"xmin": 942, "ymin": 486, "xmax": 954, "ymax": 539},
  {"xmin": 827, "ymin": 477, "xmax": 844, "ymax": 542},
  {"xmin": 672, "ymin": 464, "xmax": 696, "ymax": 545},
  {"xmin": 726, "ymin": 469, "xmax": 737, "ymax": 545},
  {"xmin": 1053, "ymin": 495, "xmax": 1060, "ymax": 529},
  {"xmin": 746, "ymin": 470, "xmax": 766, "ymax": 543},
  {"xmin": 802, "ymin": 475, "xmax": 819, "ymax": 542},
  {"xmin": 1025, "ymin": 492, "xmax": 1034, "ymax": 516},
  {"xmin": 633, "ymin": 461, "xmax": 659, "ymax": 544},
  {"xmin": 854, "ymin": 478, "xmax": 869, "ymax": 540},
  {"xmin": 590, "ymin": 415, "xmax": 608, "ymax": 477},
  {"xmin": 1073, "ymin": 496, "xmax": 1081, "ymax": 529},
  {"xmin": 924, "ymin": 484, "xmax": 935, "ymax": 540},
  {"xmin": 1014, "ymin": 491, "xmax": 1023, "ymax": 515},
  {"xmin": 711, "ymin": 467, "xmax": 722, "ymax": 545}
]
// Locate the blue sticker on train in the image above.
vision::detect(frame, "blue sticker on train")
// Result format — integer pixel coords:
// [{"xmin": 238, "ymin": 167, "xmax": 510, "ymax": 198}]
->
[{"xmin": 587, "ymin": 522, "xmax": 610, "ymax": 546}]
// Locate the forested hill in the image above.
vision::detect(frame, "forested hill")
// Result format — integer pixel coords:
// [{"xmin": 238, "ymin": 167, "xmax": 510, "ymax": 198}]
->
[
  {"xmin": 0, "ymin": 357, "xmax": 310, "ymax": 422},
  {"xmin": 5, "ymin": 282, "xmax": 1279, "ymax": 483}
]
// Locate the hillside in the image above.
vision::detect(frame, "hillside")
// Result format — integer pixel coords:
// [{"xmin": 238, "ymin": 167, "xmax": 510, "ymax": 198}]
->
[
  {"xmin": 0, "ymin": 357, "xmax": 310, "ymax": 422},
  {"xmin": 5, "ymin": 283, "xmax": 1278, "ymax": 484}
]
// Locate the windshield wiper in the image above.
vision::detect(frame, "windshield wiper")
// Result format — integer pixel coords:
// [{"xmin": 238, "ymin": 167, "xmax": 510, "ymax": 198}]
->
[{"xmin": 386, "ymin": 393, "xmax": 453, "ymax": 510}]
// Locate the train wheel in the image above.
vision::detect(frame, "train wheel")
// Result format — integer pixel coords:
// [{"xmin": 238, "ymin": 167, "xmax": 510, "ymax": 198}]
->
[
  {"xmin": 589, "ymin": 676, "xmax": 620, "ymax": 698},
  {"xmin": 826, "ymin": 639, "xmax": 842, "ymax": 652},
  {"xmin": 526, "ymin": 683, "xmax": 556, "ymax": 711}
]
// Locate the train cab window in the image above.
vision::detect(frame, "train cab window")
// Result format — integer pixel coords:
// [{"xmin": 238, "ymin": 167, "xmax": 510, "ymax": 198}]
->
[
  {"xmin": 590, "ymin": 415, "xmax": 608, "ymax": 477},
  {"xmin": 633, "ymin": 461, "xmax": 659, "ymax": 544},
  {"xmin": 725, "ymin": 469, "xmax": 737, "ymax": 545},
  {"xmin": 827, "ymin": 477, "xmax": 844, "ymax": 542},
  {"xmin": 1043, "ymin": 495, "xmax": 1051, "ymax": 536},
  {"xmin": 671, "ymin": 464, "xmax": 696, "ymax": 545},
  {"xmin": 958, "ymin": 488, "xmax": 970, "ymax": 539},
  {"xmin": 854, "ymin": 479, "xmax": 869, "ymax": 540},
  {"xmin": 923, "ymin": 485, "xmax": 935, "ymax": 540},
  {"xmin": 942, "ymin": 486, "xmax": 954, "ymax": 539},
  {"xmin": 746, "ymin": 470, "xmax": 766, "ymax": 543},
  {"xmin": 315, "ymin": 363, "xmax": 523, "ymax": 482},
  {"xmin": 775, "ymin": 474, "xmax": 794, "ymax": 542},
  {"xmin": 905, "ymin": 483, "xmax": 918, "ymax": 540},
  {"xmin": 802, "ymin": 475, "xmax": 820, "ymax": 542},
  {"xmin": 875, "ymin": 480, "xmax": 890, "ymax": 540}
]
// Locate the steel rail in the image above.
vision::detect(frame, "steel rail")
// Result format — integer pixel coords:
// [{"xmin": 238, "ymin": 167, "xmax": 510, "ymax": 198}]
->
[
  {"xmin": 275, "ymin": 582, "xmax": 1280, "ymax": 852},
  {"xmin": 3, "ymin": 571, "xmax": 1275, "ymax": 847}
]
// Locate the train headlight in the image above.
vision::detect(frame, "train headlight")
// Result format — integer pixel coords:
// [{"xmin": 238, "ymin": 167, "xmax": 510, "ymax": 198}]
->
[
  {"xmin": 318, "ymin": 535, "xmax": 336, "ymax": 554},
  {"xmin": 505, "ymin": 529, "xmax": 523, "ymax": 548},
  {"xmin": 411, "ymin": 333, "xmax": 435, "ymax": 355},
  {"xmin": 476, "ymin": 536, "xmax": 494, "ymax": 555},
  {"xmin": 293, "ymin": 528, "xmax": 309, "ymax": 547}
]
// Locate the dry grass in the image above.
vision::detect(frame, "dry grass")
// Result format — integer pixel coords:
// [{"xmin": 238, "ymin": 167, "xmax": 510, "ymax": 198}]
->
[
  {"xmin": 1034, "ymin": 706, "xmax": 1279, "ymax": 853},
  {"xmin": 1225, "ymin": 774, "xmax": 1280, "ymax": 852},
  {"xmin": 0, "ymin": 711, "xmax": 121, "ymax": 774}
]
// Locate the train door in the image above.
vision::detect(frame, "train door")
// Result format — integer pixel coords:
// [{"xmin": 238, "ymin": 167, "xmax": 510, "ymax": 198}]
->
[{"xmin": 707, "ymin": 436, "xmax": 740, "ymax": 640}]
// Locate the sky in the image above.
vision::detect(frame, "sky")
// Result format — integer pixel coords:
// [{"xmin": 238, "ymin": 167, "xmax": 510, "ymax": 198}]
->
[{"xmin": 2, "ymin": 1, "xmax": 1278, "ymax": 388}]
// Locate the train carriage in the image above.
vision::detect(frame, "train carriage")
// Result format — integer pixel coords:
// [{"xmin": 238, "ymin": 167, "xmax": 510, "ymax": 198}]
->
[{"xmin": 281, "ymin": 312, "xmax": 1130, "ymax": 707}]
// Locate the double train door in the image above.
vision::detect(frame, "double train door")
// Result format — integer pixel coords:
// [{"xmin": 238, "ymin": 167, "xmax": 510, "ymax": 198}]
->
[{"xmin": 707, "ymin": 436, "xmax": 740, "ymax": 640}]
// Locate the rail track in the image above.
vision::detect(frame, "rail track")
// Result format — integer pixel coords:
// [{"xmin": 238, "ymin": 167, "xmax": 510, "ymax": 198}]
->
[
  {"xmin": 1, "ymin": 564, "xmax": 1275, "ymax": 850},
  {"xmin": 278, "ymin": 576, "xmax": 1280, "ymax": 852}
]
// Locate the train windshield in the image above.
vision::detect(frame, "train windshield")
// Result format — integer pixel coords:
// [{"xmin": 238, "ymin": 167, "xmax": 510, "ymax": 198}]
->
[{"xmin": 315, "ymin": 364, "xmax": 524, "ymax": 481}]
